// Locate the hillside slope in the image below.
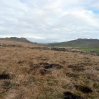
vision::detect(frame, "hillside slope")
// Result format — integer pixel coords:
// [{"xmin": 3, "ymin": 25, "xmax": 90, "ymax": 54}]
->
[
  {"xmin": 0, "ymin": 40, "xmax": 99, "ymax": 99},
  {"xmin": 48, "ymin": 39, "xmax": 99, "ymax": 47},
  {"xmin": 48, "ymin": 39, "xmax": 99, "ymax": 53},
  {"xmin": 0, "ymin": 38, "xmax": 41, "ymax": 47},
  {"xmin": 0, "ymin": 37, "xmax": 31, "ymax": 43}
]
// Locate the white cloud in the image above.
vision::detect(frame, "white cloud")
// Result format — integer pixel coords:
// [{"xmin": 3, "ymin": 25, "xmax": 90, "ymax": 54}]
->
[{"xmin": 0, "ymin": 0, "xmax": 99, "ymax": 43}]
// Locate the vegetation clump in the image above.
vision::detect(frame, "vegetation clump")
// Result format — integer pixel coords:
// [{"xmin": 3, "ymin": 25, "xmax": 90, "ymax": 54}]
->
[
  {"xmin": 0, "ymin": 74, "xmax": 10, "ymax": 80},
  {"xmin": 75, "ymin": 85, "xmax": 93, "ymax": 93},
  {"xmin": 64, "ymin": 91, "xmax": 85, "ymax": 99}
]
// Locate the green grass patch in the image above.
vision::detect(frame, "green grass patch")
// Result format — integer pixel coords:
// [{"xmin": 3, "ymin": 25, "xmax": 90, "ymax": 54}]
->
[{"xmin": 76, "ymin": 47, "xmax": 99, "ymax": 53}]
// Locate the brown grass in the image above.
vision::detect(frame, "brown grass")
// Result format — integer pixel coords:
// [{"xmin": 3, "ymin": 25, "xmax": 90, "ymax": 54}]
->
[{"xmin": 0, "ymin": 40, "xmax": 99, "ymax": 99}]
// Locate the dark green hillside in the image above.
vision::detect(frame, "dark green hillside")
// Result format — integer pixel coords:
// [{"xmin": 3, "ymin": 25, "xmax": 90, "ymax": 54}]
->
[
  {"xmin": 48, "ymin": 39, "xmax": 99, "ymax": 47},
  {"xmin": 48, "ymin": 39, "xmax": 99, "ymax": 53}
]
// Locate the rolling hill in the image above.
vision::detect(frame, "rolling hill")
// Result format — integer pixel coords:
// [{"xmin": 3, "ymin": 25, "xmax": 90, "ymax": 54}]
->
[
  {"xmin": 48, "ymin": 39, "xmax": 99, "ymax": 53},
  {"xmin": 0, "ymin": 37, "xmax": 31, "ymax": 43},
  {"xmin": 48, "ymin": 39, "xmax": 99, "ymax": 47},
  {"xmin": 0, "ymin": 37, "xmax": 41, "ymax": 48}
]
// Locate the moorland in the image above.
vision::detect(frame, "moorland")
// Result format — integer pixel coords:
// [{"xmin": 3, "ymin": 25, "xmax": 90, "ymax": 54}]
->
[{"xmin": 0, "ymin": 38, "xmax": 99, "ymax": 99}]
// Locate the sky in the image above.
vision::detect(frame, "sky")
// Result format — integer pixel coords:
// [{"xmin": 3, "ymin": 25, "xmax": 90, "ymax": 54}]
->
[{"xmin": 0, "ymin": 0, "xmax": 99, "ymax": 43}]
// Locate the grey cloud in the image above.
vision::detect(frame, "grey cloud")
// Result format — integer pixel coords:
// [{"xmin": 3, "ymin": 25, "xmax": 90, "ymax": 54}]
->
[{"xmin": 0, "ymin": 0, "xmax": 99, "ymax": 43}]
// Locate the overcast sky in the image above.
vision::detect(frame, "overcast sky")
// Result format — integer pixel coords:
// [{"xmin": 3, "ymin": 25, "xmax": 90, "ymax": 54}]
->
[{"xmin": 0, "ymin": 0, "xmax": 99, "ymax": 43}]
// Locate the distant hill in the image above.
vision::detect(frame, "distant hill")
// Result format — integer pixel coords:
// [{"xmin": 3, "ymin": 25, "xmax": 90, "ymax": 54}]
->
[
  {"xmin": 0, "ymin": 37, "xmax": 31, "ymax": 43},
  {"xmin": 48, "ymin": 39, "xmax": 99, "ymax": 48}
]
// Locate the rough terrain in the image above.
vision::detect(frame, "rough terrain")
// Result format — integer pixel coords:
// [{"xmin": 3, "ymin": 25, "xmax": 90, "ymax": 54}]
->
[{"xmin": 0, "ymin": 40, "xmax": 99, "ymax": 99}]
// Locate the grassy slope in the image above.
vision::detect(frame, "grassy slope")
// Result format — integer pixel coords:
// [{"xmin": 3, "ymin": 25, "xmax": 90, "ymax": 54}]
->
[
  {"xmin": 48, "ymin": 39, "xmax": 99, "ymax": 53},
  {"xmin": 0, "ymin": 40, "xmax": 99, "ymax": 99},
  {"xmin": 76, "ymin": 47, "xmax": 99, "ymax": 53}
]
